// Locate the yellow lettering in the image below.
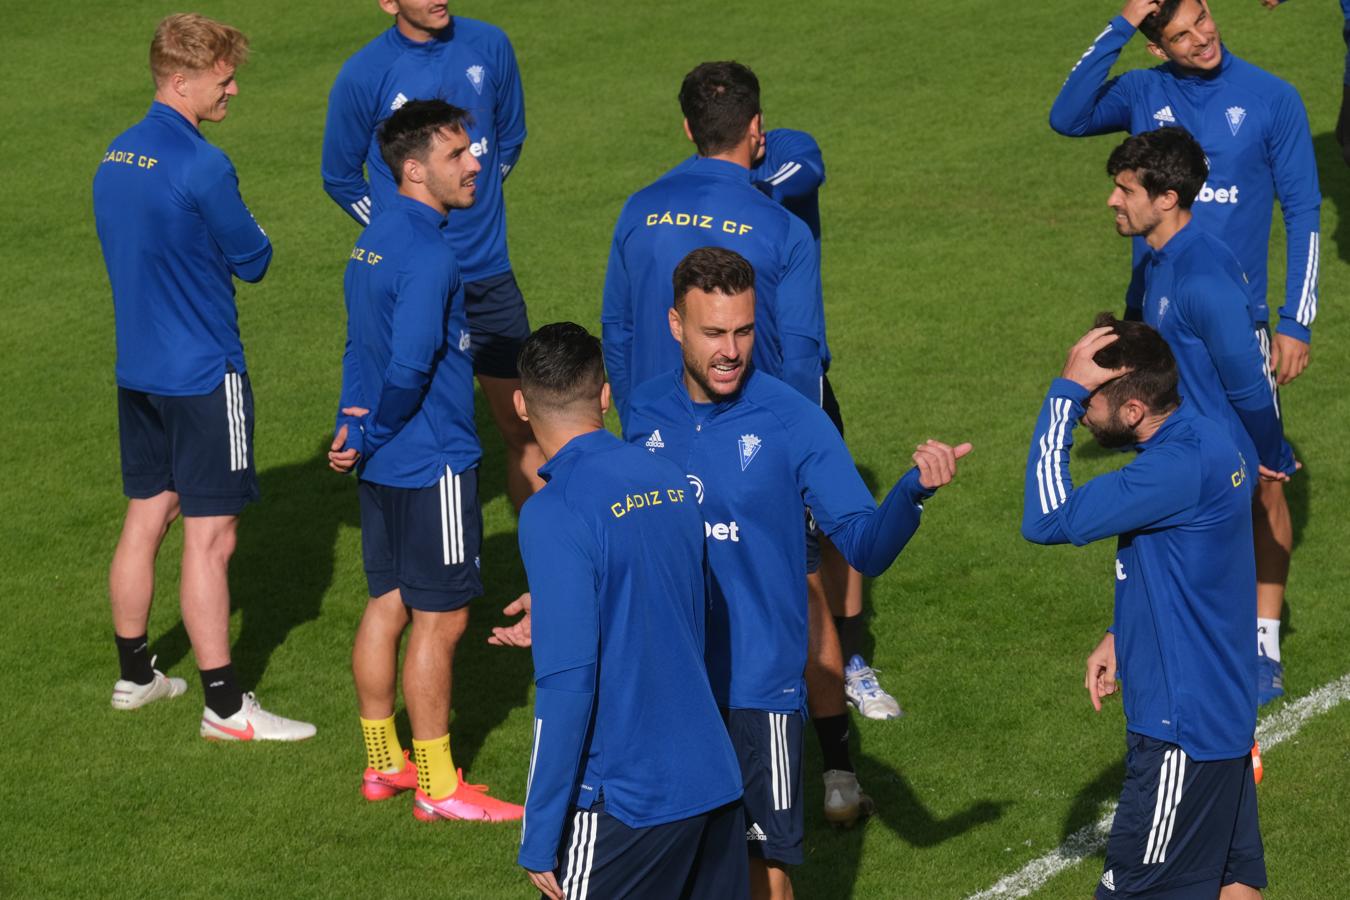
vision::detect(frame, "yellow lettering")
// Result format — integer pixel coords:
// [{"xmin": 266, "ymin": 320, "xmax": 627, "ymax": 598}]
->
[
  {"xmin": 658, "ymin": 212, "xmax": 674, "ymax": 225},
  {"xmin": 674, "ymin": 213, "xmax": 691, "ymax": 226},
  {"xmin": 721, "ymin": 219, "xmax": 737, "ymax": 233},
  {"xmin": 1232, "ymin": 469, "xmax": 1246, "ymax": 488},
  {"xmin": 647, "ymin": 490, "xmax": 663, "ymax": 506},
  {"xmin": 646, "ymin": 213, "xmax": 658, "ymax": 226},
  {"xmin": 351, "ymin": 248, "xmax": 366, "ymax": 261},
  {"xmin": 738, "ymin": 224, "xmax": 753, "ymax": 235},
  {"xmin": 667, "ymin": 488, "xmax": 680, "ymax": 502},
  {"xmin": 611, "ymin": 502, "xmax": 626, "ymax": 518},
  {"xmin": 698, "ymin": 215, "xmax": 713, "ymax": 229},
  {"xmin": 366, "ymin": 253, "xmax": 383, "ymax": 265}
]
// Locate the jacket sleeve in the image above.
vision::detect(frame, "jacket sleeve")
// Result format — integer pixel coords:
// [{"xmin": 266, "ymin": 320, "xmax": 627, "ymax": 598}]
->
[
  {"xmin": 754, "ymin": 131, "xmax": 825, "ymax": 203},
  {"xmin": 491, "ymin": 30, "xmax": 527, "ymax": 180},
  {"xmin": 775, "ymin": 216, "xmax": 825, "ymax": 401},
  {"xmin": 1267, "ymin": 86, "xmax": 1321, "ymax": 343},
  {"xmin": 322, "ymin": 65, "xmax": 378, "ymax": 226},
  {"xmin": 794, "ymin": 405, "xmax": 935, "ymax": 577},
  {"xmin": 1048, "ymin": 17, "xmax": 1137, "ymax": 137},
  {"xmin": 361, "ymin": 254, "xmax": 457, "ymax": 458},
  {"xmin": 517, "ymin": 501, "xmax": 599, "ymax": 873},
  {"xmin": 193, "ymin": 154, "xmax": 272, "ymax": 283},
  {"xmin": 1183, "ymin": 276, "xmax": 1294, "ymax": 473},
  {"xmin": 600, "ymin": 217, "xmax": 635, "ymax": 424},
  {"xmin": 1021, "ymin": 379, "xmax": 1199, "ymax": 545}
]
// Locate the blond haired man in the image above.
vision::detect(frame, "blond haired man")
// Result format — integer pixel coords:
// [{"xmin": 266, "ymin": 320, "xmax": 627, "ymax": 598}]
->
[{"xmin": 92, "ymin": 14, "xmax": 314, "ymax": 741}]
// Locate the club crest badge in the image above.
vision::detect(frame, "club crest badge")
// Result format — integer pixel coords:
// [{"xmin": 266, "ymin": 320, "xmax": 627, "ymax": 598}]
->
[
  {"xmin": 738, "ymin": 434, "xmax": 762, "ymax": 471},
  {"xmin": 466, "ymin": 65, "xmax": 485, "ymax": 95},
  {"xmin": 1225, "ymin": 106, "xmax": 1247, "ymax": 137}
]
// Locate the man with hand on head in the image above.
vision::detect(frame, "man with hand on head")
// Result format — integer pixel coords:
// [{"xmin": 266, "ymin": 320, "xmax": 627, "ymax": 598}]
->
[
  {"xmin": 624, "ymin": 246, "xmax": 969, "ymax": 900},
  {"xmin": 328, "ymin": 99, "xmax": 521, "ymax": 822},
  {"xmin": 512, "ymin": 323, "xmax": 746, "ymax": 900},
  {"xmin": 93, "ymin": 13, "xmax": 313, "ymax": 741},
  {"xmin": 1022, "ymin": 317, "xmax": 1266, "ymax": 900}
]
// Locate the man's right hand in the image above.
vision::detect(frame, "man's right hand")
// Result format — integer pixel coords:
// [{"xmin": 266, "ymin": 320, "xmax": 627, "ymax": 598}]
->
[
  {"xmin": 1121, "ymin": 0, "xmax": 1162, "ymax": 27},
  {"xmin": 1061, "ymin": 326, "xmax": 1130, "ymax": 391},
  {"xmin": 1085, "ymin": 631, "xmax": 1118, "ymax": 712},
  {"xmin": 328, "ymin": 406, "xmax": 369, "ymax": 474},
  {"xmin": 488, "ymin": 593, "xmax": 532, "ymax": 648}
]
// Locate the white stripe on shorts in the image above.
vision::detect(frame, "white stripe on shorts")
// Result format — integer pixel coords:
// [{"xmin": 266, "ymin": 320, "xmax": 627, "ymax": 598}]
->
[
  {"xmin": 563, "ymin": 810, "xmax": 598, "ymax": 900},
  {"xmin": 225, "ymin": 373, "xmax": 247, "ymax": 472}
]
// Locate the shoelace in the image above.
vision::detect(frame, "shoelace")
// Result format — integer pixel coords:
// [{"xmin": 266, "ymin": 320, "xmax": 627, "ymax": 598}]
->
[
  {"xmin": 455, "ymin": 769, "xmax": 490, "ymax": 793},
  {"xmin": 848, "ymin": 666, "xmax": 888, "ymax": 698}
]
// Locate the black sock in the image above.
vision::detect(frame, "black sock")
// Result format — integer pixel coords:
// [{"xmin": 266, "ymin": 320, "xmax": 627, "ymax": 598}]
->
[
  {"xmin": 812, "ymin": 713, "xmax": 853, "ymax": 773},
  {"xmin": 114, "ymin": 633, "xmax": 154, "ymax": 685},
  {"xmin": 200, "ymin": 665, "xmax": 243, "ymax": 719},
  {"xmin": 834, "ymin": 614, "xmax": 865, "ymax": 663}
]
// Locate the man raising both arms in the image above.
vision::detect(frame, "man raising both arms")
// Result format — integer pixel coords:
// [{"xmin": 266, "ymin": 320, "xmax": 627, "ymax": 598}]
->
[
  {"xmin": 323, "ymin": 1, "xmax": 543, "ymax": 510},
  {"xmin": 93, "ymin": 13, "xmax": 313, "ymax": 741},
  {"xmin": 1049, "ymin": 0, "xmax": 1320, "ymax": 700},
  {"xmin": 513, "ymin": 323, "xmax": 746, "ymax": 899},
  {"xmin": 625, "ymin": 247, "xmax": 969, "ymax": 899},
  {"xmin": 328, "ymin": 100, "xmax": 521, "ymax": 822}
]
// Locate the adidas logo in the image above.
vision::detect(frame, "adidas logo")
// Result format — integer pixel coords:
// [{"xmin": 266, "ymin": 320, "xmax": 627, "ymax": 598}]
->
[
  {"xmin": 390, "ymin": 92, "xmax": 408, "ymax": 111},
  {"xmin": 1153, "ymin": 105, "xmax": 1176, "ymax": 125},
  {"xmin": 645, "ymin": 429, "xmax": 665, "ymax": 451},
  {"xmin": 746, "ymin": 823, "xmax": 767, "ymax": 842},
  {"xmin": 1101, "ymin": 869, "xmax": 1116, "ymax": 892}
]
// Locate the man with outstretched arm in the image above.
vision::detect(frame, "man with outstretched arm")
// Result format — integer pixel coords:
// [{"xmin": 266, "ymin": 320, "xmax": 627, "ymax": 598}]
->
[
  {"xmin": 512, "ymin": 323, "xmax": 746, "ymax": 900},
  {"xmin": 624, "ymin": 247, "xmax": 969, "ymax": 900},
  {"xmin": 1022, "ymin": 317, "xmax": 1266, "ymax": 899},
  {"xmin": 327, "ymin": 99, "xmax": 521, "ymax": 822}
]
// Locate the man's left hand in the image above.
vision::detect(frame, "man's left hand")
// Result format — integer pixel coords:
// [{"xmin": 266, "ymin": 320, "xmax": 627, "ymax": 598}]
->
[{"xmin": 1270, "ymin": 332, "xmax": 1310, "ymax": 385}]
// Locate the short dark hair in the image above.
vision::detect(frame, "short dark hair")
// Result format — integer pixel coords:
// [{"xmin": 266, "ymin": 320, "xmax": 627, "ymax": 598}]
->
[
  {"xmin": 1139, "ymin": 0, "xmax": 1188, "ymax": 44},
  {"xmin": 1106, "ymin": 127, "xmax": 1208, "ymax": 208},
  {"xmin": 517, "ymin": 322, "xmax": 607, "ymax": 415},
  {"xmin": 1091, "ymin": 312, "xmax": 1180, "ymax": 414},
  {"xmin": 377, "ymin": 99, "xmax": 471, "ymax": 186},
  {"xmin": 678, "ymin": 61, "xmax": 761, "ymax": 156},
  {"xmin": 672, "ymin": 247, "xmax": 756, "ymax": 313}
]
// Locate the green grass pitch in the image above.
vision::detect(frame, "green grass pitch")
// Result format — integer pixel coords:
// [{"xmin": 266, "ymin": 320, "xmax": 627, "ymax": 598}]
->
[{"xmin": 2, "ymin": 1, "xmax": 1348, "ymax": 897}]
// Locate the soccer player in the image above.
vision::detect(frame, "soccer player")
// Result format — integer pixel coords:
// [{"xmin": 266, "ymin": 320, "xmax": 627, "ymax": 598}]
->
[
  {"xmin": 1022, "ymin": 319, "xmax": 1266, "ymax": 900},
  {"xmin": 322, "ymin": 0, "xmax": 543, "ymax": 511},
  {"xmin": 512, "ymin": 323, "xmax": 747, "ymax": 900},
  {"xmin": 600, "ymin": 60, "xmax": 825, "ymax": 424},
  {"xmin": 751, "ymin": 127, "xmax": 903, "ymax": 727},
  {"xmin": 92, "ymin": 13, "xmax": 314, "ymax": 741},
  {"xmin": 1105, "ymin": 127, "xmax": 1296, "ymax": 705},
  {"xmin": 1050, "ymin": 0, "xmax": 1319, "ymax": 697},
  {"xmin": 326, "ymin": 100, "xmax": 521, "ymax": 822},
  {"xmin": 624, "ymin": 247, "xmax": 970, "ymax": 899}
]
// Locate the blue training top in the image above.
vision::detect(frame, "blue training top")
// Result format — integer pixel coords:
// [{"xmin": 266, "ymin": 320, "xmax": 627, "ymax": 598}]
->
[
  {"xmin": 337, "ymin": 194, "xmax": 480, "ymax": 487},
  {"xmin": 625, "ymin": 369, "xmax": 936, "ymax": 713},
  {"xmin": 1050, "ymin": 18, "xmax": 1320, "ymax": 342},
  {"xmin": 322, "ymin": 17, "xmax": 526, "ymax": 283},
  {"xmin": 1023, "ymin": 382, "xmax": 1257, "ymax": 761},
  {"xmin": 93, "ymin": 102, "xmax": 272, "ymax": 396},
  {"xmin": 750, "ymin": 128, "xmax": 826, "ymax": 244},
  {"xmin": 1140, "ymin": 222, "xmax": 1293, "ymax": 475},
  {"xmin": 518, "ymin": 429, "xmax": 742, "ymax": 871},
  {"xmin": 601, "ymin": 157, "xmax": 826, "ymax": 424}
]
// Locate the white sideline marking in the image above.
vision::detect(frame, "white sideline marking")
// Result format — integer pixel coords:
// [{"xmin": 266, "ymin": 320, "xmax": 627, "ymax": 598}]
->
[{"xmin": 966, "ymin": 673, "xmax": 1350, "ymax": 900}]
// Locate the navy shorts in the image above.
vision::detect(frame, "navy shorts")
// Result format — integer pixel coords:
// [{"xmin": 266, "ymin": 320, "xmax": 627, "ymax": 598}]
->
[
  {"xmin": 1096, "ymin": 733, "xmax": 1266, "ymax": 899},
  {"xmin": 117, "ymin": 372, "xmax": 260, "ymax": 517},
  {"xmin": 552, "ymin": 799, "xmax": 748, "ymax": 900},
  {"xmin": 358, "ymin": 466, "xmax": 483, "ymax": 612},
  {"xmin": 464, "ymin": 271, "xmax": 531, "ymax": 379},
  {"xmin": 724, "ymin": 708, "xmax": 805, "ymax": 866}
]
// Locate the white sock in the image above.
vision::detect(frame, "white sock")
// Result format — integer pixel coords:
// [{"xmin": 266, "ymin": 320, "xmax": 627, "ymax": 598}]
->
[{"xmin": 1257, "ymin": 618, "xmax": 1281, "ymax": 662}]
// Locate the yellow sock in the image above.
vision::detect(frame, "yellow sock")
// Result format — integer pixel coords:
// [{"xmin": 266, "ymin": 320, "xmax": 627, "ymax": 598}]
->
[
  {"xmin": 412, "ymin": 734, "xmax": 458, "ymax": 799},
  {"xmin": 360, "ymin": 715, "xmax": 404, "ymax": 773}
]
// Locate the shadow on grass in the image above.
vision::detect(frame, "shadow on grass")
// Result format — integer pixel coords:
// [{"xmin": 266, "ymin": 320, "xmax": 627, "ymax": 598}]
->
[
  {"xmin": 798, "ymin": 748, "xmax": 1011, "ymax": 897},
  {"xmin": 150, "ymin": 444, "xmax": 358, "ymax": 689},
  {"xmin": 1060, "ymin": 748, "xmax": 1126, "ymax": 845},
  {"xmin": 1314, "ymin": 132, "xmax": 1350, "ymax": 265}
]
